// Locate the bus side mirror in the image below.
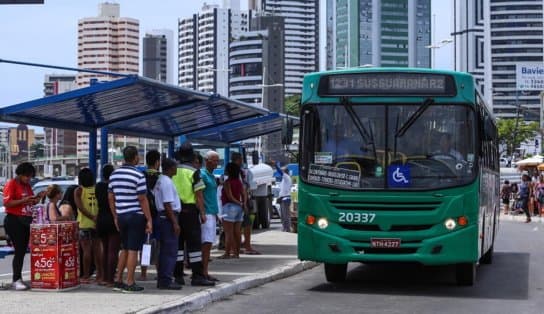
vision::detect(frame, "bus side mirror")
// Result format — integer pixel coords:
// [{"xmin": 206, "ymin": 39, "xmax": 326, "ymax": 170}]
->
[{"xmin": 282, "ymin": 119, "xmax": 294, "ymax": 145}]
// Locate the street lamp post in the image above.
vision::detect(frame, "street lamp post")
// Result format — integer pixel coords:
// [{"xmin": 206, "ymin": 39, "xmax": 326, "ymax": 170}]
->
[
  {"xmin": 255, "ymin": 66, "xmax": 283, "ymax": 162},
  {"xmin": 425, "ymin": 38, "xmax": 453, "ymax": 69}
]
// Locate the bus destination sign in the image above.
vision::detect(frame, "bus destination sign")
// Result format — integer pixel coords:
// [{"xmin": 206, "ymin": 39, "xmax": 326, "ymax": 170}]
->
[{"xmin": 318, "ymin": 72, "xmax": 456, "ymax": 97}]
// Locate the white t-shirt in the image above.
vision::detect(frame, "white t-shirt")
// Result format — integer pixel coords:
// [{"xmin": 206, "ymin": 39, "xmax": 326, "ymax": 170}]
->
[
  {"xmin": 153, "ymin": 175, "xmax": 182, "ymax": 213},
  {"xmin": 279, "ymin": 173, "xmax": 292, "ymax": 198}
]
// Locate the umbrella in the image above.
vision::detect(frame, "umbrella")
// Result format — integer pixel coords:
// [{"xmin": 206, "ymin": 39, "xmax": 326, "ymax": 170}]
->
[
  {"xmin": 538, "ymin": 163, "xmax": 544, "ymax": 171},
  {"xmin": 515, "ymin": 155, "xmax": 544, "ymax": 167}
]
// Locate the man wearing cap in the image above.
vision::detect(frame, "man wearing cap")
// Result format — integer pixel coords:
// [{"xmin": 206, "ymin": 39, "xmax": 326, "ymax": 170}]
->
[{"xmin": 172, "ymin": 142, "xmax": 215, "ymax": 286}]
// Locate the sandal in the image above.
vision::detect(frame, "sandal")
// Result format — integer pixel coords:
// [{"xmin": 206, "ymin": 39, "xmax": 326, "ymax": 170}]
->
[
  {"xmin": 245, "ymin": 250, "xmax": 261, "ymax": 255},
  {"xmin": 217, "ymin": 254, "xmax": 231, "ymax": 259}
]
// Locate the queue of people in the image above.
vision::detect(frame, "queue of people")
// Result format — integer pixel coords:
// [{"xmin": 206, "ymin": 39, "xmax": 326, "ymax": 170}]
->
[
  {"xmin": 3, "ymin": 142, "xmax": 292, "ymax": 292},
  {"xmin": 501, "ymin": 172, "xmax": 544, "ymax": 223}
]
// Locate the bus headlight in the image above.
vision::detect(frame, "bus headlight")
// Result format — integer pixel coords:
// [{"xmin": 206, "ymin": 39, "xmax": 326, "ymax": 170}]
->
[
  {"xmin": 444, "ymin": 218, "xmax": 456, "ymax": 230},
  {"xmin": 317, "ymin": 218, "xmax": 329, "ymax": 229}
]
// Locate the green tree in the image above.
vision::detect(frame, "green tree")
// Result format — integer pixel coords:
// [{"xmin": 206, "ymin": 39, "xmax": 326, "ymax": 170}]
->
[
  {"xmin": 284, "ymin": 94, "xmax": 301, "ymax": 116},
  {"xmin": 30, "ymin": 143, "xmax": 44, "ymax": 159},
  {"xmin": 497, "ymin": 118, "xmax": 539, "ymax": 156}
]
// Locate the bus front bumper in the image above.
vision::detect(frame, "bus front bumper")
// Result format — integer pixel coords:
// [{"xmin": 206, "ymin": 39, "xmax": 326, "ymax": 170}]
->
[{"xmin": 298, "ymin": 223, "xmax": 478, "ymax": 265}]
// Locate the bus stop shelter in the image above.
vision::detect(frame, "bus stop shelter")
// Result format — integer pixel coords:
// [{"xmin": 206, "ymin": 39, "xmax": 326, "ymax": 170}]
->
[{"xmin": 0, "ymin": 75, "xmax": 298, "ymax": 175}]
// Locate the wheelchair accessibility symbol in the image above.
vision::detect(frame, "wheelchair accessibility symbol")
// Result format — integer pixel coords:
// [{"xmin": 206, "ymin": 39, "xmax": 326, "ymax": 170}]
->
[{"xmin": 388, "ymin": 165, "xmax": 411, "ymax": 187}]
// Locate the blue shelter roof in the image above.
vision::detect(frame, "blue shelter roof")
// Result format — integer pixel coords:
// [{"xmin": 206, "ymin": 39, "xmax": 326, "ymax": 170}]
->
[{"xmin": 0, "ymin": 75, "xmax": 296, "ymax": 144}]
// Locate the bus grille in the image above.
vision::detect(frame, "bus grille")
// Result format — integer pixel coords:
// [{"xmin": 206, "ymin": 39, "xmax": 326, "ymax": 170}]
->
[
  {"xmin": 330, "ymin": 200, "xmax": 441, "ymax": 211},
  {"xmin": 340, "ymin": 224, "xmax": 433, "ymax": 232}
]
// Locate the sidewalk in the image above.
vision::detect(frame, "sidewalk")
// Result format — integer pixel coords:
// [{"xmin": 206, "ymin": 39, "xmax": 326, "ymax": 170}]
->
[
  {"xmin": 500, "ymin": 211, "xmax": 544, "ymax": 223},
  {"xmin": 0, "ymin": 223, "xmax": 318, "ymax": 314}
]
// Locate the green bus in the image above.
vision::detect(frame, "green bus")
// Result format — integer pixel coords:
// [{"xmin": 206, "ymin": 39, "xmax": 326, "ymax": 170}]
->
[{"xmin": 297, "ymin": 68, "xmax": 499, "ymax": 286}]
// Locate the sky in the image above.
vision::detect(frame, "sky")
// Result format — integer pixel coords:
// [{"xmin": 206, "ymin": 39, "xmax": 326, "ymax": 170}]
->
[{"xmin": 0, "ymin": 0, "xmax": 453, "ymax": 109}]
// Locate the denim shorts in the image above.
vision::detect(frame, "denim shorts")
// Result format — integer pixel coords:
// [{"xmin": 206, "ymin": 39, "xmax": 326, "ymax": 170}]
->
[
  {"xmin": 118, "ymin": 212, "xmax": 146, "ymax": 251},
  {"xmin": 222, "ymin": 203, "xmax": 243, "ymax": 222}
]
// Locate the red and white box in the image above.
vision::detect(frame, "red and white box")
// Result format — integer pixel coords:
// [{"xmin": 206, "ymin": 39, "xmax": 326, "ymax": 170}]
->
[{"xmin": 30, "ymin": 222, "xmax": 79, "ymax": 291}]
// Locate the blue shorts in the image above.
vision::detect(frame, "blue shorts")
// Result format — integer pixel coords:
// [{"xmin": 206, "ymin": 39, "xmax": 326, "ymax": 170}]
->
[
  {"xmin": 118, "ymin": 212, "xmax": 146, "ymax": 251},
  {"xmin": 222, "ymin": 203, "xmax": 243, "ymax": 222}
]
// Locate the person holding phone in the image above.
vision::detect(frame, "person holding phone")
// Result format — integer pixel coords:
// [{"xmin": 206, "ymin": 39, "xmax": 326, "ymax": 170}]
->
[{"xmin": 3, "ymin": 162, "xmax": 42, "ymax": 290}]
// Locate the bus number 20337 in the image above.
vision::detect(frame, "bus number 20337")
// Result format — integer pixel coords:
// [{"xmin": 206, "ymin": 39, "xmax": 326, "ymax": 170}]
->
[{"xmin": 338, "ymin": 212, "xmax": 376, "ymax": 223}]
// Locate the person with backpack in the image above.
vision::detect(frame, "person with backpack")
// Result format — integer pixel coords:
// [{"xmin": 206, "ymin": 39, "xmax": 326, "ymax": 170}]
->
[
  {"xmin": 74, "ymin": 167, "xmax": 104, "ymax": 284},
  {"xmin": 139, "ymin": 150, "xmax": 161, "ymax": 281}
]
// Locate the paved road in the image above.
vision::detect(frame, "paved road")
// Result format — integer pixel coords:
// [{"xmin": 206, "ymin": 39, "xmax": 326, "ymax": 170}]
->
[
  {"xmin": 0, "ymin": 219, "xmax": 313, "ymax": 314},
  {"xmin": 198, "ymin": 217, "xmax": 544, "ymax": 314}
]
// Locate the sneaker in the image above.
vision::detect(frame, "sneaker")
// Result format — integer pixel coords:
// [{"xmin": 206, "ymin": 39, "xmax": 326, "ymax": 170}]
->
[
  {"xmin": 122, "ymin": 283, "xmax": 144, "ymax": 293},
  {"xmin": 112, "ymin": 281, "xmax": 127, "ymax": 291},
  {"xmin": 174, "ymin": 276, "xmax": 185, "ymax": 285},
  {"xmin": 12, "ymin": 279, "xmax": 29, "ymax": 291},
  {"xmin": 157, "ymin": 282, "xmax": 182, "ymax": 290},
  {"xmin": 191, "ymin": 277, "xmax": 215, "ymax": 287}
]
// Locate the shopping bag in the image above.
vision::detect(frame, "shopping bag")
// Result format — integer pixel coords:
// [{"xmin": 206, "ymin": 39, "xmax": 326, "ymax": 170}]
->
[{"xmin": 141, "ymin": 234, "xmax": 152, "ymax": 266}]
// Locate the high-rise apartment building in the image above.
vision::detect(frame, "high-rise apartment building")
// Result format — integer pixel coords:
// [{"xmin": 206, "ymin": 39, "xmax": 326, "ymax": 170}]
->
[
  {"xmin": 250, "ymin": 0, "xmax": 319, "ymax": 95},
  {"xmin": 178, "ymin": 1, "xmax": 249, "ymax": 95},
  {"xmin": 76, "ymin": 2, "xmax": 139, "ymax": 86},
  {"xmin": 43, "ymin": 75, "xmax": 78, "ymax": 161},
  {"xmin": 453, "ymin": 0, "xmax": 488, "ymax": 97},
  {"xmin": 485, "ymin": 0, "xmax": 543, "ymax": 121},
  {"xmin": 326, "ymin": 0, "xmax": 431, "ymax": 69},
  {"xmin": 76, "ymin": 3, "xmax": 140, "ymax": 158},
  {"xmin": 143, "ymin": 29, "xmax": 175, "ymax": 84},
  {"xmin": 230, "ymin": 16, "xmax": 285, "ymax": 162}
]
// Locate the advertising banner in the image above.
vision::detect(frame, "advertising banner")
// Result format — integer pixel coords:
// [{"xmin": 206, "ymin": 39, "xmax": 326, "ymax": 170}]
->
[
  {"xmin": 516, "ymin": 63, "xmax": 544, "ymax": 91},
  {"xmin": 30, "ymin": 222, "xmax": 79, "ymax": 291}
]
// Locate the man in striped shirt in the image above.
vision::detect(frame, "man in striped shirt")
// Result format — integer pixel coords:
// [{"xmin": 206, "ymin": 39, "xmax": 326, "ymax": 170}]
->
[{"xmin": 108, "ymin": 146, "xmax": 153, "ymax": 293}]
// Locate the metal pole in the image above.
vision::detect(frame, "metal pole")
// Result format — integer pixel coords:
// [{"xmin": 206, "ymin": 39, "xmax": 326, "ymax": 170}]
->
[{"xmin": 512, "ymin": 90, "xmax": 520, "ymax": 160}]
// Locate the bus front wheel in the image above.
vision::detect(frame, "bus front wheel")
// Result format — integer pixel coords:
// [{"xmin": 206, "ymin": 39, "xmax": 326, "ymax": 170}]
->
[
  {"xmin": 324, "ymin": 263, "xmax": 347, "ymax": 283},
  {"xmin": 455, "ymin": 263, "xmax": 476, "ymax": 286}
]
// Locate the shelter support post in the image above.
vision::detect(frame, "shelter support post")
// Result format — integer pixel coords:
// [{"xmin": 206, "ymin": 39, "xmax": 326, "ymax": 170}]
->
[
  {"xmin": 225, "ymin": 147, "xmax": 230, "ymax": 165},
  {"xmin": 100, "ymin": 128, "xmax": 109, "ymax": 172},
  {"xmin": 168, "ymin": 140, "xmax": 175, "ymax": 159},
  {"xmin": 89, "ymin": 129, "xmax": 97, "ymax": 178}
]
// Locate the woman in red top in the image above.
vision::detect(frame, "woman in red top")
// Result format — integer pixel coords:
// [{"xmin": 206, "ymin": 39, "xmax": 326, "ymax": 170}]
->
[
  {"xmin": 3, "ymin": 162, "xmax": 42, "ymax": 290},
  {"xmin": 219, "ymin": 162, "xmax": 246, "ymax": 259}
]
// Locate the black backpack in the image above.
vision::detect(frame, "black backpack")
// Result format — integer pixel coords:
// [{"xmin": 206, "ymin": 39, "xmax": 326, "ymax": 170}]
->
[{"xmin": 145, "ymin": 171, "xmax": 160, "ymax": 218}]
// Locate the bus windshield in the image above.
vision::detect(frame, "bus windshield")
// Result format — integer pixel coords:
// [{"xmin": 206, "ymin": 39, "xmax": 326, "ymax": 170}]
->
[{"xmin": 301, "ymin": 102, "xmax": 477, "ymax": 190}]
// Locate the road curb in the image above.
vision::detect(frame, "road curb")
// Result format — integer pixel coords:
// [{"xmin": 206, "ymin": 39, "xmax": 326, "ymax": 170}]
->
[{"xmin": 134, "ymin": 260, "xmax": 319, "ymax": 314}]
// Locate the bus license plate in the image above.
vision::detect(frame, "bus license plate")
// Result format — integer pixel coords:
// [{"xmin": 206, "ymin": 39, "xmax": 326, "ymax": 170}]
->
[{"xmin": 371, "ymin": 238, "xmax": 401, "ymax": 248}]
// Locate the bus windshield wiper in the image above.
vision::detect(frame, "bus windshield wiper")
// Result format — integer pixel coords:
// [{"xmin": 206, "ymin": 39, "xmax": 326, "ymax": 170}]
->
[
  {"xmin": 341, "ymin": 97, "xmax": 378, "ymax": 162},
  {"xmin": 395, "ymin": 98, "xmax": 434, "ymax": 138},
  {"xmin": 393, "ymin": 98, "xmax": 434, "ymax": 164}
]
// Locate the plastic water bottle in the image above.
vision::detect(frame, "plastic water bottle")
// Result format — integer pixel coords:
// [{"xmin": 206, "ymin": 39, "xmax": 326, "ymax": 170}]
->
[{"xmin": 33, "ymin": 204, "xmax": 45, "ymax": 224}]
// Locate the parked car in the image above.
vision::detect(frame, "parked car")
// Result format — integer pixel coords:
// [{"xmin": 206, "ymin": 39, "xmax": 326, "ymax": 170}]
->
[{"xmin": 32, "ymin": 177, "xmax": 78, "ymax": 196}]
